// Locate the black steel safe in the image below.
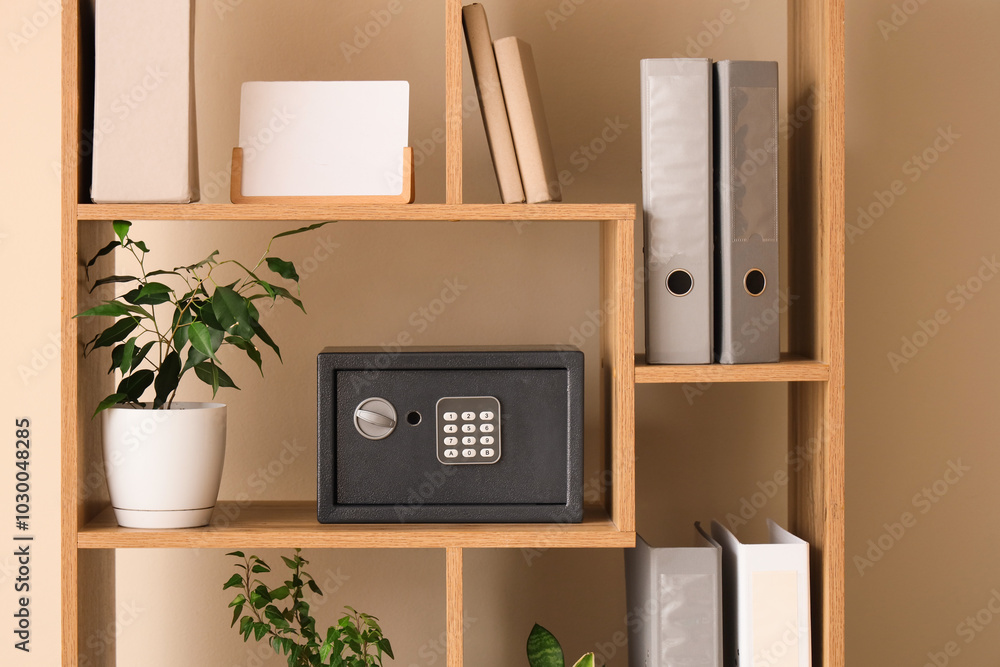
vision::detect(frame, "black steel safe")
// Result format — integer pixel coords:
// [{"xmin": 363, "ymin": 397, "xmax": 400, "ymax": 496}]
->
[{"xmin": 317, "ymin": 347, "xmax": 583, "ymax": 523}]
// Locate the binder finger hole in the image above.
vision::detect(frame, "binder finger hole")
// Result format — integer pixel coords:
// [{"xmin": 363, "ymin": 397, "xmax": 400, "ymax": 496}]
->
[
  {"xmin": 666, "ymin": 269, "xmax": 694, "ymax": 297},
  {"xmin": 744, "ymin": 269, "xmax": 766, "ymax": 296}
]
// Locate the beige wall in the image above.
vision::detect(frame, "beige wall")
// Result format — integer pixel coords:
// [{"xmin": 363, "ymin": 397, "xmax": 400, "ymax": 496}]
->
[
  {"xmin": 3, "ymin": 0, "xmax": 997, "ymax": 665},
  {"xmin": 845, "ymin": 0, "xmax": 1000, "ymax": 665},
  {"xmin": 0, "ymin": 1, "xmax": 62, "ymax": 665}
]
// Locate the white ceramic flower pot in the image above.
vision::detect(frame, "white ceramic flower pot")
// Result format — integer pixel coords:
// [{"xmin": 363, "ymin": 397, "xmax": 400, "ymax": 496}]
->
[{"xmin": 101, "ymin": 403, "xmax": 227, "ymax": 529}]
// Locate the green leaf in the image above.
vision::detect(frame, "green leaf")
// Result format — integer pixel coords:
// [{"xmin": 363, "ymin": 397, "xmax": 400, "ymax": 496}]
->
[
  {"xmin": 118, "ymin": 337, "xmax": 137, "ymax": 374},
  {"xmin": 75, "ymin": 302, "xmax": 130, "ymax": 318},
  {"xmin": 377, "ymin": 638, "xmax": 394, "ymax": 660},
  {"xmin": 212, "ymin": 285, "xmax": 254, "ymax": 338},
  {"xmin": 223, "ymin": 573, "xmax": 244, "ymax": 590},
  {"xmin": 307, "ymin": 579, "xmax": 322, "ymax": 595},
  {"xmin": 281, "ymin": 556, "xmax": 298, "ymax": 570},
  {"xmin": 196, "ymin": 302, "xmax": 225, "ymax": 333},
  {"xmin": 146, "ymin": 269, "xmax": 180, "ymax": 279},
  {"xmin": 231, "ymin": 604, "xmax": 244, "ymax": 628},
  {"xmin": 84, "ymin": 240, "xmax": 121, "ymax": 277},
  {"xmin": 172, "ymin": 308, "xmax": 194, "ymax": 352},
  {"xmin": 153, "ymin": 351, "xmax": 181, "ymax": 408},
  {"xmin": 227, "ymin": 335, "xmax": 264, "ymax": 375},
  {"xmin": 179, "ymin": 250, "xmax": 220, "ymax": 273},
  {"xmin": 239, "ymin": 615, "xmax": 254, "ymax": 637},
  {"xmin": 266, "ymin": 257, "xmax": 300, "ymax": 282},
  {"xmin": 251, "ymin": 562, "xmax": 271, "ymax": 574},
  {"xmin": 132, "ymin": 240, "xmax": 149, "ymax": 253},
  {"xmin": 527, "ymin": 624, "xmax": 565, "ymax": 667},
  {"xmin": 183, "ymin": 345, "xmax": 209, "ymax": 373},
  {"xmin": 226, "ymin": 551, "xmax": 246, "ymax": 558},
  {"xmin": 88, "ymin": 318, "xmax": 139, "ymax": 353},
  {"xmin": 194, "ymin": 362, "xmax": 238, "ymax": 397},
  {"xmin": 123, "ymin": 282, "xmax": 173, "ymax": 306},
  {"xmin": 253, "ymin": 621, "xmax": 268, "ymax": 641},
  {"xmin": 320, "ymin": 642, "xmax": 334, "ymax": 662},
  {"xmin": 88, "ymin": 274, "xmax": 138, "ymax": 293},
  {"xmin": 112, "ymin": 220, "xmax": 131, "ymax": 243},
  {"xmin": 268, "ymin": 285, "xmax": 305, "ymax": 313},
  {"xmin": 255, "ymin": 279, "xmax": 276, "ymax": 299},
  {"xmin": 188, "ymin": 321, "xmax": 220, "ymax": 362},
  {"xmin": 272, "ymin": 220, "xmax": 336, "ymax": 240},
  {"xmin": 250, "ymin": 318, "xmax": 281, "ymax": 361},
  {"xmin": 108, "ymin": 344, "xmax": 125, "ymax": 374},
  {"xmin": 130, "ymin": 341, "xmax": 155, "ymax": 371},
  {"xmin": 264, "ymin": 605, "xmax": 290, "ymax": 630},
  {"xmin": 571, "ymin": 654, "xmax": 595, "ymax": 667},
  {"xmin": 93, "ymin": 393, "xmax": 127, "ymax": 417},
  {"xmin": 269, "ymin": 586, "xmax": 290, "ymax": 600},
  {"xmin": 117, "ymin": 369, "xmax": 154, "ymax": 402}
]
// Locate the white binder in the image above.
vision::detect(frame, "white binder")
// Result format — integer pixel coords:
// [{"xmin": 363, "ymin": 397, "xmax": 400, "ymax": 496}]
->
[
  {"xmin": 641, "ymin": 59, "xmax": 714, "ymax": 364},
  {"xmin": 712, "ymin": 520, "xmax": 812, "ymax": 667}
]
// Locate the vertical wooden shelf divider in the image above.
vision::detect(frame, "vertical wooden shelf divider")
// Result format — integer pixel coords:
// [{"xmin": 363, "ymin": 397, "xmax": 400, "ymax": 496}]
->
[
  {"xmin": 445, "ymin": 0, "xmax": 463, "ymax": 205},
  {"xmin": 788, "ymin": 0, "xmax": 846, "ymax": 666},
  {"xmin": 444, "ymin": 2, "xmax": 463, "ymax": 661}
]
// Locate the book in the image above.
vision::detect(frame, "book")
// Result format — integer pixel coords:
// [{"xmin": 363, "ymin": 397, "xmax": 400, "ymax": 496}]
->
[
  {"xmin": 714, "ymin": 60, "xmax": 781, "ymax": 364},
  {"xmin": 91, "ymin": 0, "xmax": 199, "ymax": 203},
  {"xmin": 494, "ymin": 36, "xmax": 562, "ymax": 204},
  {"xmin": 462, "ymin": 4, "xmax": 525, "ymax": 204},
  {"xmin": 625, "ymin": 526, "xmax": 723, "ymax": 667},
  {"xmin": 641, "ymin": 58, "xmax": 714, "ymax": 364},
  {"xmin": 712, "ymin": 520, "xmax": 812, "ymax": 667}
]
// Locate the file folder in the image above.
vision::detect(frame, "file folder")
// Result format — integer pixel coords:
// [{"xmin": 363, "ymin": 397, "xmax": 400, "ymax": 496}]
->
[
  {"xmin": 712, "ymin": 520, "xmax": 812, "ymax": 667},
  {"xmin": 625, "ymin": 525, "xmax": 723, "ymax": 667},
  {"xmin": 713, "ymin": 61, "xmax": 780, "ymax": 364},
  {"xmin": 642, "ymin": 59, "xmax": 714, "ymax": 364},
  {"xmin": 91, "ymin": 0, "xmax": 199, "ymax": 203}
]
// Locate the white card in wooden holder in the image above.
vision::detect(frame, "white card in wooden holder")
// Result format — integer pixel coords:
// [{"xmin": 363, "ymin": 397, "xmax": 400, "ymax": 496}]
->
[{"xmin": 234, "ymin": 81, "xmax": 411, "ymax": 202}]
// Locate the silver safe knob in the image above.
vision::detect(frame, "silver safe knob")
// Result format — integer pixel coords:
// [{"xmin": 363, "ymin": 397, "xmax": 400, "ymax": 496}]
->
[{"xmin": 353, "ymin": 398, "xmax": 397, "ymax": 440}]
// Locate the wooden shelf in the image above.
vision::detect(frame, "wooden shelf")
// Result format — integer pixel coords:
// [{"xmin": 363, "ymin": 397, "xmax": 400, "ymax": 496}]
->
[
  {"xmin": 77, "ymin": 203, "xmax": 636, "ymax": 223},
  {"xmin": 77, "ymin": 502, "xmax": 635, "ymax": 550},
  {"xmin": 634, "ymin": 353, "xmax": 830, "ymax": 384}
]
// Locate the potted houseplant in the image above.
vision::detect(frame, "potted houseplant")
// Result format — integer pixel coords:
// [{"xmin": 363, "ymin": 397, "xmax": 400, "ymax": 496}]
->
[
  {"xmin": 223, "ymin": 549, "xmax": 394, "ymax": 666},
  {"xmin": 77, "ymin": 219, "xmax": 331, "ymax": 528}
]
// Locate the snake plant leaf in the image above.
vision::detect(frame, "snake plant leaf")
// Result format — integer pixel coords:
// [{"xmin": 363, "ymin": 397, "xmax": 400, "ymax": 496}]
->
[{"xmin": 527, "ymin": 624, "xmax": 565, "ymax": 667}]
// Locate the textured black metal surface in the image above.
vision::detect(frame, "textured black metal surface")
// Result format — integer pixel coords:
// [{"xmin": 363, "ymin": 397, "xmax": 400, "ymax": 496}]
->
[{"xmin": 317, "ymin": 347, "xmax": 583, "ymax": 524}]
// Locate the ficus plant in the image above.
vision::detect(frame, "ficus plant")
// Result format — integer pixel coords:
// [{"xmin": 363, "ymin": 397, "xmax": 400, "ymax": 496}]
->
[
  {"xmin": 527, "ymin": 624, "xmax": 595, "ymax": 667},
  {"xmin": 224, "ymin": 549, "xmax": 394, "ymax": 667},
  {"xmin": 76, "ymin": 219, "xmax": 333, "ymax": 415}
]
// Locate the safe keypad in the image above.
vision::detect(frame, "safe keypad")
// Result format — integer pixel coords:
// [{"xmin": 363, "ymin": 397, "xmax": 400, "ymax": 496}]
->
[{"xmin": 436, "ymin": 396, "xmax": 501, "ymax": 464}]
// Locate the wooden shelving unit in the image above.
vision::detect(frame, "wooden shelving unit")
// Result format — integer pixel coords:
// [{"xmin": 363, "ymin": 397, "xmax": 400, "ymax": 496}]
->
[{"xmin": 61, "ymin": 1, "xmax": 843, "ymax": 666}]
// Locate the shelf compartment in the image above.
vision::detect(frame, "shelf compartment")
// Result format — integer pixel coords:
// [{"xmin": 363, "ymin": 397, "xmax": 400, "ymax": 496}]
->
[
  {"xmin": 77, "ymin": 203, "xmax": 636, "ymax": 223},
  {"xmin": 78, "ymin": 502, "xmax": 636, "ymax": 550},
  {"xmin": 634, "ymin": 353, "xmax": 830, "ymax": 384}
]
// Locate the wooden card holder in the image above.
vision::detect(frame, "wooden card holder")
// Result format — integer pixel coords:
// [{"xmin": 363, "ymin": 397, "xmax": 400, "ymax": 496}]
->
[{"xmin": 230, "ymin": 146, "xmax": 415, "ymax": 204}]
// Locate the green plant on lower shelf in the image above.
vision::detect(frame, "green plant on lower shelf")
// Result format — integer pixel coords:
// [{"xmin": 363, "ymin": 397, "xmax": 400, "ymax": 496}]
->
[
  {"xmin": 224, "ymin": 549, "xmax": 394, "ymax": 667},
  {"xmin": 527, "ymin": 624, "xmax": 595, "ymax": 667}
]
